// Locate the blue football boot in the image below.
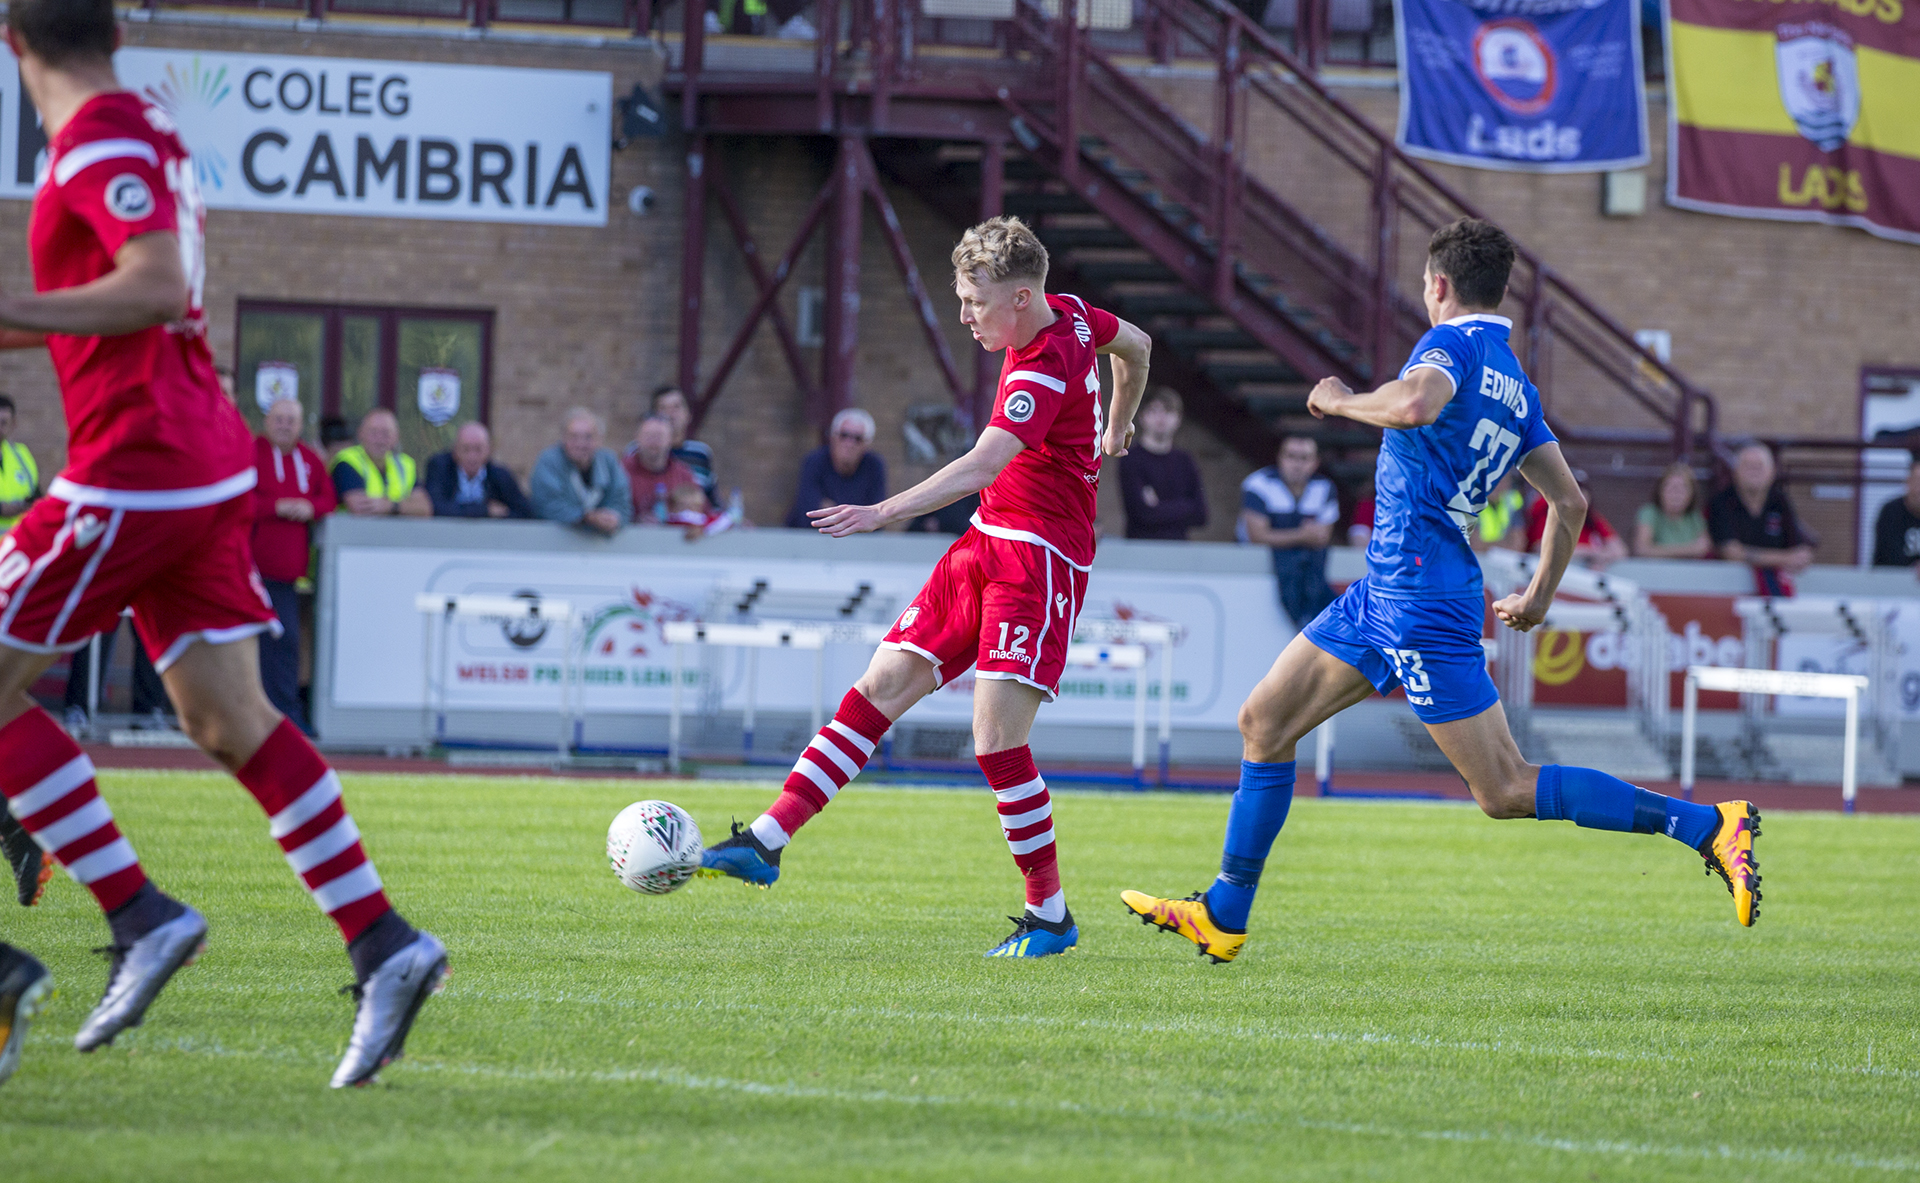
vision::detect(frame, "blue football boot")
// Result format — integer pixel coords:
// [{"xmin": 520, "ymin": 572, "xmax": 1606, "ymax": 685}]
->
[
  {"xmin": 698, "ymin": 820, "xmax": 781, "ymax": 888},
  {"xmin": 985, "ymin": 909, "xmax": 1078, "ymax": 957}
]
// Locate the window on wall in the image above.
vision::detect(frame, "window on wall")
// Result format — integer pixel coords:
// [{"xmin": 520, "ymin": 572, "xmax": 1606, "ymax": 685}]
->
[{"xmin": 234, "ymin": 300, "xmax": 494, "ymax": 463}]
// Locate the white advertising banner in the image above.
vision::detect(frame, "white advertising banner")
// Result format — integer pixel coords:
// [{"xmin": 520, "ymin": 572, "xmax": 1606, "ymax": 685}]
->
[
  {"xmin": 0, "ymin": 47, "xmax": 610, "ymax": 226},
  {"xmin": 329, "ymin": 545, "xmax": 1295, "ymax": 729}
]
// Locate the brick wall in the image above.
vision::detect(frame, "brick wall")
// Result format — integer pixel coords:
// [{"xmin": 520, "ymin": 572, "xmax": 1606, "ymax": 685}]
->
[{"xmin": 5, "ymin": 22, "xmax": 1910, "ymax": 565}]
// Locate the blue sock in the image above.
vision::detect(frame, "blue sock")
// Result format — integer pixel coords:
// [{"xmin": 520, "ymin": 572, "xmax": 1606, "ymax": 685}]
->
[
  {"xmin": 1534, "ymin": 765, "xmax": 1719, "ymax": 849},
  {"xmin": 1204, "ymin": 760, "xmax": 1295, "ymax": 931}
]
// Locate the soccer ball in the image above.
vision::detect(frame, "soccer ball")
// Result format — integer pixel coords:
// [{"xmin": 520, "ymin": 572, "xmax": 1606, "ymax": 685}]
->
[{"xmin": 606, "ymin": 800, "xmax": 704, "ymax": 895}]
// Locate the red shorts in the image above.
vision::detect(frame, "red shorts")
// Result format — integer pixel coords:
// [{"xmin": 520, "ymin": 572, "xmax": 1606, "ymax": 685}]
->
[
  {"xmin": 882, "ymin": 528, "xmax": 1090, "ymax": 700},
  {"xmin": 0, "ymin": 492, "xmax": 278, "ymax": 671}
]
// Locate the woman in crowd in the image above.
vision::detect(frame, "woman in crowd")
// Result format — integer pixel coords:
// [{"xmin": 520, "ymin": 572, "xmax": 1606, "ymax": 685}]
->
[{"xmin": 1632, "ymin": 461, "xmax": 1712, "ymax": 559}]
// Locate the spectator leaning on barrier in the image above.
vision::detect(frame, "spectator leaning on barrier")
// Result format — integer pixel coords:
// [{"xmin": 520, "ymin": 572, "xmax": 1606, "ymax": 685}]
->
[
  {"xmin": 253, "ymin": 398, "xmax": 335, "ymax": 735},
  {"xmin": 424, "ymin": 422, "xmax": 533, "ymax": 519},
  {"xmin": 332, "ymin": 408, "xmax": 430, "ymax": 517},
  {"xmin": 1633, "ymin": 461, "xmax": 1712, "ymax": 559},
  {"xmin": 1708, "ymin": 441, "xmax": 1814, "ymax": 596},
  {"xmin": 1527, "ymin": 468, "xmax": 1626, "ymax": 569},
  {"xmin": 1872, "ymin": 454, "xmax": 1920, "ymax": 569},
  {"xmin": 0, "ymin": 393, "xmax": 39, "ymax": 535},
  {"xmin": 625, "ymin": 414, "xmax": 704, "ymax": 524},
  {"xmin": 532, "ymin": 407, "xmax": 631, "ymax": 537},
  {"xmin": 646, "ymin": 384, "xmax": 719, "ymax": 507},
  {"xmin": 786, "ymin": 408, "xmax": 886, "ymax": 529},
  {"xmin": 1118, "ymin": 387, "xmax": 1207, "ymax": 540},
  {"xmin": 1241, "ymin": 434, "xmax": 1339, "ymax": 628}
]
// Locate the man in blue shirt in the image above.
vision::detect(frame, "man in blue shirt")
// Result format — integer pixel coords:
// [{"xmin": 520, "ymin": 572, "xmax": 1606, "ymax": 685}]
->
[
  {"xmin": 785, "ymin": 408, "xmax": 887, "ymax": 529},
  {"xmin": 1123, "ymin": 219, "xmax": 1761, "ymax": 963}
]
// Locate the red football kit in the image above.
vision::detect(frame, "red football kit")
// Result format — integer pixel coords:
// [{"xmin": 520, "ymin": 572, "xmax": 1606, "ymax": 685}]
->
[
  {"xmin": 882, "ymin": 294, "xmax": 1119, "ymax": 698},
  {"xmin": 0, "ymin": 92, "xmax": 273, "ymax": 670}
]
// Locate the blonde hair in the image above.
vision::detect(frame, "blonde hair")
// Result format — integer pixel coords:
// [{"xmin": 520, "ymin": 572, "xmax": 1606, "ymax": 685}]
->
[{"xmin": 951, "ymin": 216, "xmax": 1049, "ymax": 288}]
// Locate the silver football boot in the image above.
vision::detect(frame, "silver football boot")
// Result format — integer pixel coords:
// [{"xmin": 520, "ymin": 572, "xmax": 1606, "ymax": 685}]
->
[
  {"xmin": 74, "ymin": 905, "xmax": 207, "ymax": 1052},
  {"xmin": 330, "ymin": 930, "xmax": 448, "ymax": 1089}
]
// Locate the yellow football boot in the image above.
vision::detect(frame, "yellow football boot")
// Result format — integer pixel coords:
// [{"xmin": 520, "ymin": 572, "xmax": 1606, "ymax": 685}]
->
[
  {"xmin": 1698, "ymin": 801, "xmax": 1761, "ymax": 926},
  {"xmin": 1120, "ymin": 890, "xmax": 1247, "ymax": 963}
]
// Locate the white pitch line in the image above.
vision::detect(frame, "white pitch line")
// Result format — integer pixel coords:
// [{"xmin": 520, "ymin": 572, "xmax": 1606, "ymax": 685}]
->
[
  {"xmin": 132, "ymin": 977, "xmax": 1920, "ymax": 1085},
  {"xmin": 34, "ymin": 1033, "xmax": 1920, "ymax": 1176}
]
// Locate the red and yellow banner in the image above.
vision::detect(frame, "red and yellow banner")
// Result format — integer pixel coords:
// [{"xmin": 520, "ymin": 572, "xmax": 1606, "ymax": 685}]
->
[{"xmin": 1666, "ymin": 0, "xmax": 1920, "ymax": 243}]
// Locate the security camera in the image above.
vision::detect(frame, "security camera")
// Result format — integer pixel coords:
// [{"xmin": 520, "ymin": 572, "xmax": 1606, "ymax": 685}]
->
[{"xmin": 627, "ymin": 186, "xmax": 656, "ymax": 216}]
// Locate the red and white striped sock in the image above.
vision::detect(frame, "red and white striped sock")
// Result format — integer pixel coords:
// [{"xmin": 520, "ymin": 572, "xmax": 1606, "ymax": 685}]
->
[
  {"xmin": 978, "ymin": 746, "xmax": 1066, "ymax": 923},
  {"xmin": 751, "ymin": 689, "xmax": 892, "ymax": 851},
  {"xmin": 0, "ymin": 707, "xmax": 146, "ymax": 913},
  {"xmin": 234, "ymin": 719, "xmax": 392, "ymax": 943}
]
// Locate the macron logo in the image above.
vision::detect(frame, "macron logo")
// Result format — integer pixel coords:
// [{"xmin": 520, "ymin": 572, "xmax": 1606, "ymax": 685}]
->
[
  {"xmin": 1478, "ymin": 368, "xmax": 1529, "ymax": 418},
  {"xmin": 1419, "ymin": 348, "xmax": 1453, "ymax": 368}
]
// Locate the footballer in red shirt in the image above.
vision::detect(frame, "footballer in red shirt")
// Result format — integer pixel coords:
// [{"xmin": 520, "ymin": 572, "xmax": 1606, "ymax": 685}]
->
[
  {"xmin": 699, "ymin": 216, "xmax": 1152, "ymax": 957},
  {"xmin": 0, "ymin": 0, "xmax": 442, "ymax": 1092}
]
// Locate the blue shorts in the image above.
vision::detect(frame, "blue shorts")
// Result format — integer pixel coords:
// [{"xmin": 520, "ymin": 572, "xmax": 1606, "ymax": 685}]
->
[{"xmin": 1301, "ymin": 577, "xmax": 1499, "ymax": 724}]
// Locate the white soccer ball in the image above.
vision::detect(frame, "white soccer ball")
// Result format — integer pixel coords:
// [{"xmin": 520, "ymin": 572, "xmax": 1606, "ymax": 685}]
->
[{"xmin": 606, "ymin": 800, "xmax": 704, "ymax": 895}]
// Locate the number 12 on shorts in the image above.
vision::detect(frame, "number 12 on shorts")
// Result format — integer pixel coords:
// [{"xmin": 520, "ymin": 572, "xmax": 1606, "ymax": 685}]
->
[
  {"xmin": 997, "ymin": 621, "xmax": 1030, "ymax": 655},
  {"xmin": 1383, "ymin": 648, "xmax": 1430, "ymax": 692}
]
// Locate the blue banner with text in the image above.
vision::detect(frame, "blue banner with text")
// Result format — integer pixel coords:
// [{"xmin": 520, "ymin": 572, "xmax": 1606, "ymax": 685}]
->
[{"xmin": 1394, "ymin": 0, "xmax": 1649, "ymax": 173}]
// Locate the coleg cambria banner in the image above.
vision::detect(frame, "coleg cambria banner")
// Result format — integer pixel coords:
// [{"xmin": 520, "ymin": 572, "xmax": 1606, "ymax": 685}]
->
[
  {"xmin": 0, "ymin": 47, "xmax": 611, "ymax": 226},
  {"xmin": 1666, "ymin": 0, "xmax": 1920, "ymax": 244}
]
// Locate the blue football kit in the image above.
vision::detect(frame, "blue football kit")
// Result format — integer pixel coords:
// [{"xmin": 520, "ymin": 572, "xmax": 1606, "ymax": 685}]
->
[
  {"xmin": 1144, "ymin": 317, "xmax": 1750, "ymax": 947},
  {"xmin": 1303, "ymin": 313, "xmax": 1555, "ymax": 724}
]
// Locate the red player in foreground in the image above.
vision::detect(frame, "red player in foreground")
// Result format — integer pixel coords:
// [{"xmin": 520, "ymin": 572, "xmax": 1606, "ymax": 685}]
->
[
  {"xmin": 0, "ymin": 0, "xmax": 444, "ymax": 1091},
  {"xmin": 699, "ymin": 216, "xmax": 1151, "ymax": 956}
]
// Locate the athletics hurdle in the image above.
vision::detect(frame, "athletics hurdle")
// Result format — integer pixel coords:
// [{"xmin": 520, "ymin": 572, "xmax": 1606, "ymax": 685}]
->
[
  {"xmin": 1680, "ymin": 665, "xmax": 1871, "ymax": 812},
  {"xmin": 663, "ymin": 619, "xmax": 900, "ymax": 773},
  {"xmin": 1074, "ymin": 618, "xmax": 1177, "ymax": 783},
  {"xmin": 415, "ymin": 593, "xmax": 581, "ymax": 758}
]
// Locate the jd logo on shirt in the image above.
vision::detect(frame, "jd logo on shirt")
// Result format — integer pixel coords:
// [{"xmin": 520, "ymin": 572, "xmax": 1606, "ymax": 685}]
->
[
  {"xmin": 105, "ymin": 174, "xmax": 156, "ymax": 221},
  {"xmin": 1004, "ymin": 391, "xmax": 1035, "ymax": 423}
]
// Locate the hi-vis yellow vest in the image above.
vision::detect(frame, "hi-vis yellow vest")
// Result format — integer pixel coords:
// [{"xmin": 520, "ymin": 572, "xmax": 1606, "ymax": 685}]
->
[
  {"xmin": 0, "ymin": 440, "xmax": 38, "ymax": 532},
  {"xmin": 333, "ymin": 445, "xmax": 416, "ymax": 508}
]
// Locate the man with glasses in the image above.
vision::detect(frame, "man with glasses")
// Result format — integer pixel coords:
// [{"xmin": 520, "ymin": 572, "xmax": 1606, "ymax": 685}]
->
[{"xmin": 785, "ymin": 408, "xmax": 887, "ymax": 528}]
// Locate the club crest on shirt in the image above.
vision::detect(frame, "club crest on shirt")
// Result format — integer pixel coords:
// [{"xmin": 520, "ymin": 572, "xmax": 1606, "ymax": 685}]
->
[
  {"xmin": 1419, "ymin": 348, "xmax": 1453, "ymax": 368},
  {"xmin": 1004, "ymin": 390, "xmax": 1036, "ymax": 423},
  {"xmin": 105, "ymin": 174, "xmax": 155, "ymax": 221},
  {"xmin": 898, "ymin": 606, "xmax": 921, "ymax": 630},
  {"xmin": 72, "ymin": 514, "xmax": 107, "ymax": 549}
]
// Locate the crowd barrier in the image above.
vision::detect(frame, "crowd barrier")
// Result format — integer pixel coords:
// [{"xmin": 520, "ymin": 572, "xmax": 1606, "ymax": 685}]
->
[{"xmin": 313, "ymin": 518, "xmax": 1920, "ymax": 779}]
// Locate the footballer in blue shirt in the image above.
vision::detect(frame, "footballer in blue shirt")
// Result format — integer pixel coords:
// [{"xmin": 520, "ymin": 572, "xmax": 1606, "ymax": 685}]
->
[{"xmin": 1122, "ymin": 219, "xmax": 1761, "ymax": 963}]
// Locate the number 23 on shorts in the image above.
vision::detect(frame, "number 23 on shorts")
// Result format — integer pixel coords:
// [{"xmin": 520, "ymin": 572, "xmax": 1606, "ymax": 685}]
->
[{"xmin": 1383, "ymin": 648, "xmax": 1430, "ymax": 693}]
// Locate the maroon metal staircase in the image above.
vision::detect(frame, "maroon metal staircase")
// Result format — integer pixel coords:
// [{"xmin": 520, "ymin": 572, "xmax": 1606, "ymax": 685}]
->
[{"xmin": 665, "ymin": 0, "xmax": 1726, "ymax": 478}]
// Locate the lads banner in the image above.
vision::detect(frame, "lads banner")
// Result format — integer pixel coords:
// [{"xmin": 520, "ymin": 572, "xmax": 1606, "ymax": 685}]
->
[
  {"xmin": 1395, "ymin": 0, "xmax": 1649, "ymax": 171},
  {"xmin": 1666, "ymin": 0, "xmax": 1920, "ymax": 244}
]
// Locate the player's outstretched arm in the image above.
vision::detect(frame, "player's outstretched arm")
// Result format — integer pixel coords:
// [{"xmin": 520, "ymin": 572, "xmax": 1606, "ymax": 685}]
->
[
  {"xmin": 808, "ymin": 427, "xmax": 1026, "ymax": 537},
  {"xmin": 1494, "ymin": 442, "xmax": 1587, "ymax": 632},
  {"xmin": 0, "ymin": 232, "xmax": 188, "ymax": 338},
  {"xmin": 1306, "ymin": 367, "xmax": 1454, "ymax": 430},
  {"xmin": 1097, "ymin": 318, "xmax": 1152, "ymax": 457}
]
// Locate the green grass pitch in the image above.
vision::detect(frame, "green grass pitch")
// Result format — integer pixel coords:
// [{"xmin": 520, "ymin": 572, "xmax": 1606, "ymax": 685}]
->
[{"xmin": 2, "ymin": 770, "xmax": 1916, "ymax": 1182}]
